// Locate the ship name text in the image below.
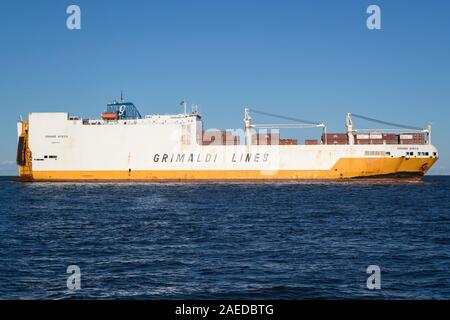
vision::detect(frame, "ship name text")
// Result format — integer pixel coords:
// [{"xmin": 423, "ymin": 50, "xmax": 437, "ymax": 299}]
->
[{"xmin": 153, "ymin": 153, "xmax": 269, "ymax": 163}]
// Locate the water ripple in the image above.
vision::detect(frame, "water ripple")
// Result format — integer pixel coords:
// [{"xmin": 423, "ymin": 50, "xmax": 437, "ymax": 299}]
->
[{"xmin": 0, "ymin": 176, "xmax": 449, "ymax": 299}]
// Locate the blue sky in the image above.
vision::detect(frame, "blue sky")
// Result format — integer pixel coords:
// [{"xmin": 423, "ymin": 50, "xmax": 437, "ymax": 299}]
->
[{"xmin": 1, "ymin": 0, "xmax": 449, "ymax": 175}]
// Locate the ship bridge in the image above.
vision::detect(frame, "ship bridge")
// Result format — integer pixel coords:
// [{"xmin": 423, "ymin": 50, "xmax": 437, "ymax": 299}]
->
[
  {"xmin": 105, "ymin": 101, "xmax": 142, "ymax": 120},
  {"xmin": 101, "ymin": 94, "xmax": 142, "ymax": 120}
]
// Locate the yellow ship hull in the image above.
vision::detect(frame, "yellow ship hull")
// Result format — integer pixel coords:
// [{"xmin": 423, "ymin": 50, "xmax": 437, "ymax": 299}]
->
[{"xmin": 21, "ymin": 157, "xmax": 437, "ymax": 181}]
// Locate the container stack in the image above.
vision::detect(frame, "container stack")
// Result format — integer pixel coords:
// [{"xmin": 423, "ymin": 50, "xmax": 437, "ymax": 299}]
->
[
  {"xmin": 202, "ymin": 130, "xmax": 240, "ymax": 145},
  {"xmin": 382, "ymin": 133, "xmax": 399, "ymax": 145},
  {"xmin": 224, "ymin": 131, "xmax": 240, "ymax": 145},
  {"xmin": 202, "ymin": 130, "xmax": 224, "ymax": 145},
  {"xmin": 305, "ymin": 139, "xmax": 318, "ymax": 145},
  {"xmin": 323, "ymin": 133, "xmax": 348, "ymax": 145},
  {"xmin": 201, "ymin": 130, "xmax": 425, "ymax": 146},
  {"xmin": 280, "ymin": 139, "xmax": 298, "ymax": 145},
  {"xmin": 252, "ymin": 132, "xmax": 280, "ymax": 145},
  {"xmin": 400, "ymin": 133, "xmax": 425, "ymax": 145},
  {"xmin": 369, "ymin": 133, "xmax": 383, "ymax": 145},
  {"xmin": 355, "ymin": 134, "xmax": 370, "ymax": 145}
]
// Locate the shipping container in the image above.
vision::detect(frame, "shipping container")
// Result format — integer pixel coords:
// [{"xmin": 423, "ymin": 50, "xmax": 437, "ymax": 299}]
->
[
  {"xmin": 305, "ymin": 139, "xmax": 318, "ymax": 145},
  {"xmin": 224, "ymin": 131, "xmax": 240, "ymax": 145},
  {"xmin": 369, "ymin": 133, "xmax": 383, "ymax": 139},
  {"xmin": 382, "ymin": 134, "xmax": 399, "ymax": 140},
  {"xmin": 225, "ymin": 136, "xmax": 240, "ymax": 145},
  {"xmin": 400, "ymin": 133, "xmax": 425, "ymax": 140},
  {"xmin": 384, "ymin": 139, "xmax": 399, "ymax": 145},
  {"xmin": 322, "ymin": 133, "xmax": 347, "ymax": 145},
  {"xmin": 400, "ymin": 140, "xmax": 426, "ymax": 145},
  {"xmin": 324, "ymin": 133, "xmax": 347, "ymax": 139},
  {"xmin": 328, "ymin": 140, "xmax": 348, "ymax": 145},
  {"xmin": 202, "ymin": 130, "xmax": 226, "ymax": 145},
  {"xmin": 252, "ymin": 132, "xmax": 280, "ymax": 145},
  {"xmin": 280, "ymin": 139, "xmax": 298, "ymax": 145}
]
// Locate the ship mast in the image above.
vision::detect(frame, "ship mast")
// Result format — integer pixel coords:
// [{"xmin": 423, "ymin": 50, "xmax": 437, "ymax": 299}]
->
[
  {"xmin": 244, "ymin": 108, "xmax": 253, "ymax": 146},
  {"xmin": 346, "ymin": 113, "xmax": 355, "ymax": 145}
]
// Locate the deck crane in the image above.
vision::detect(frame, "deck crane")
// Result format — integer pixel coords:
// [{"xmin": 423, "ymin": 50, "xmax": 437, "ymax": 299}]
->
[
  {"xmin": 243, "ymin": 108, "xmax": 327, "ymax": 145},
  {"xmin": 346, "ymin": 113, "xmax": 432, "ymax": 145}
]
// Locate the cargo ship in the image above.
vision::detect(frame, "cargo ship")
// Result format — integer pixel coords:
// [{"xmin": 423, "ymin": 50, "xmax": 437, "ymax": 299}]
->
[{"xmin": 16, "ymin": 97, "xmax": 438, "ymax": 181}]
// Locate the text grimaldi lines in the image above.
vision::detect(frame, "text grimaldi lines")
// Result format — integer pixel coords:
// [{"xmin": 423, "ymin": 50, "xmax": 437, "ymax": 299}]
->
[{"xmin": 153, "ymin": 152, "xmax": 270, "ymax": 163}]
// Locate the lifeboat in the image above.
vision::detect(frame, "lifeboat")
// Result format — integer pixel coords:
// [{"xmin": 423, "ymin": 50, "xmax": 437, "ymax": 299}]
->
[{"xmin": 101, "ymin": 112, "xmax": 118, "ymax": 120}]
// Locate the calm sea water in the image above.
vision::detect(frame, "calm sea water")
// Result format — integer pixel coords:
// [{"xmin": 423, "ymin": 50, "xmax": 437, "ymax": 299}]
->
[{"xmin": 0, "ymin": 176, "xmax": 449, "ymax": 300}]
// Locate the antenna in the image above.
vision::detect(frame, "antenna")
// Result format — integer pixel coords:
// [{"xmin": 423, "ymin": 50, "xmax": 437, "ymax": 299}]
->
[
  {"xmin": 180, "ymin": 100, "xmax": 188, "ymax": 115},
  {"xmin": 120, "ymin": 91, "xmax": 124, "ymax": 102}
]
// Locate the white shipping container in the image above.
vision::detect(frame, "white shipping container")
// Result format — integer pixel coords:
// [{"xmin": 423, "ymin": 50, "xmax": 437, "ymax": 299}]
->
[
  {"xmin": 356, "ymin": 134, "xmax": 370, "ymax": 139},
  {"xmin": 400, "ymin": 134, "xmax": 413, "ymax": 140},
  {"xmin": 369, "ymin": 133, "xmax": 382, "ymax": 139}
]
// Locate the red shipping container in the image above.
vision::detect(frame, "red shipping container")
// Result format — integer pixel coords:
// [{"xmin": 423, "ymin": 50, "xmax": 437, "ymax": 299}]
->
[
  {"xmin": 224, "ymin": 131, "xmax": 241, "ymax": 145},
  {"xmin": 225, "ymin": 136, "xmax": 240, "ymax": 145},
  {"xmin": 254, "ymin": 132, "xmax": 281, "ymax": 145},
  {"xmin": 382, "ymin": 134, "xmax": 399, "ymax": 140},
  {"xmin": 402, "ymin": 133, "xmax": 425, "ymax": 141},
  {"xmin": 202, "ymin": 130, "xmax": 225, "ymax": 145},
  {"xmin": 305, "ymin": 139, "xmax": 318, "ymax": 145},
  {"xmin": 400, "ymin": 140, "xmax": 416, "ymax": 145},
  {"xmin": 324, "ymin": 133, "xmax": 347, "ymax": 139},
  {"xmin": 328, "ymin": 139, "xmax": 348, "ymax": 145},
  {"xmin": 280, "ymin": 139, "xmax": 298, "ymax": 145},
  {"xmin": 384, "ymin": 139, "xmax": 399, "ymax": 145}
]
